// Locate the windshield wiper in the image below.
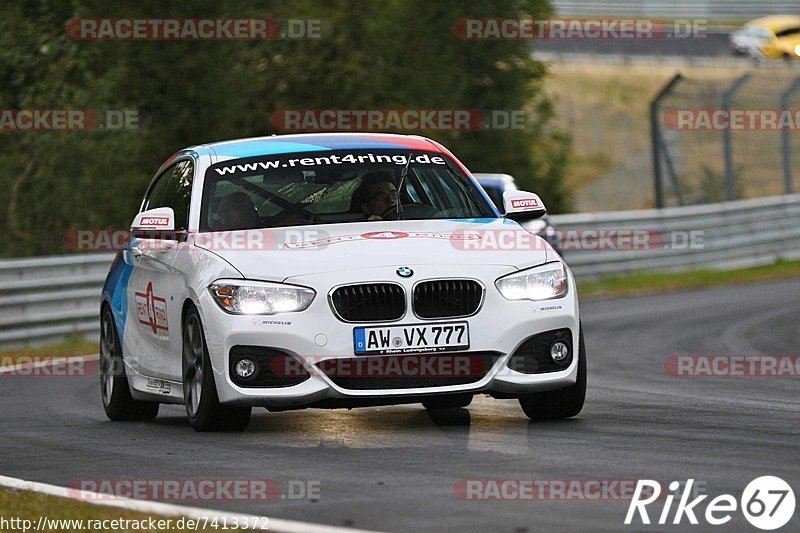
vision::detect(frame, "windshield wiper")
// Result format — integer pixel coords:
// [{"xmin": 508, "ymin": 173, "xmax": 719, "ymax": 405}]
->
[{"xmin": 396, "ymin": 153, "xmax": 413, "ymax": 220}]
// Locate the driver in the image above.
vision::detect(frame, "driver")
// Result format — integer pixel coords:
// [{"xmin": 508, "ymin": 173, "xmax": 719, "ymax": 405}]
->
[
  {"xmin": 350, "ymin": 172, "xmax": 399, "ymax": 221},
  {"xmin": 217, "ymin": 192, "xmax": 259, "ymax": 230}
]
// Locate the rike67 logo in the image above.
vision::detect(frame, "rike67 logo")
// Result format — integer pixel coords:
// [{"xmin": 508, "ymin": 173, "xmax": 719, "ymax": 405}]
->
[{"xmin": 626, "ymin": 477, "xmax": 795, "ymax": 530}]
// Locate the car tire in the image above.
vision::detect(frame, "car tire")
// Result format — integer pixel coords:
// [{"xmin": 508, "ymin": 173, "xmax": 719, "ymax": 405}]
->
[
  {"xmin": 518, "ymin": 326, "xmax": 586, "ymax": 420},
  {"xmin": 100, "ymin": 306, "xmax": 160, "ymax": 421},
  {"xmin": 422, "ymin": 394, "xmax": 472, "ymax": 410},
  {"xmin": 182, "ymin": 306, "xmax": 251, "ymax": 432}
]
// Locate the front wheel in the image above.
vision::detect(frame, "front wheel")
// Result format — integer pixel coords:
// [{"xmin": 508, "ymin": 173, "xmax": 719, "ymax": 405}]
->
[
  {"xmin": 518, "ymin": 326, "xmax": 586, "ymax": 420},
  {"xmin": 182, "ymin": 307, "xmax": 251, "ymax": 432},
  {"xmin": 99, "ymin": 306, "xmax": 159, "ymax": 421}
]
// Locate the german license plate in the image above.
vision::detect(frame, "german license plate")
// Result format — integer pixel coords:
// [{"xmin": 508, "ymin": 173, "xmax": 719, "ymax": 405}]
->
[{"xmin": 354, "ymin": 322, "xmax": 469, "ymax": 355}]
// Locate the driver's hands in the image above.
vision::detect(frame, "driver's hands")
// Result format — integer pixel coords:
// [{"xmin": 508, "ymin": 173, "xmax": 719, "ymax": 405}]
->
[{"xmin": 367, "ymin": 215, "xmax": 382, "ymax": 221}]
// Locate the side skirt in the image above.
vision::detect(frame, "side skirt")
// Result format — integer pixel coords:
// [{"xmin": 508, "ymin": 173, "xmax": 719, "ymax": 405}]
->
[{"xmin": 126, "ymin": 361, "xmax": 184, "ymax": 404}]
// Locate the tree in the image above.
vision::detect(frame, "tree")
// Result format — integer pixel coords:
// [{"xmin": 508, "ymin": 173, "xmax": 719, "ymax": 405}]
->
[{"xmin": 0, "ymin": 0, "xmax": 569, "ymax": 257}]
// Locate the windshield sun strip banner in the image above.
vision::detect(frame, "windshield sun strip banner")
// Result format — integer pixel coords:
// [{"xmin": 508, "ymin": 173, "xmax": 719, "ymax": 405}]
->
[{"xmin": 209, "ymin": 150, "xmax": 450, "ymax": 177}]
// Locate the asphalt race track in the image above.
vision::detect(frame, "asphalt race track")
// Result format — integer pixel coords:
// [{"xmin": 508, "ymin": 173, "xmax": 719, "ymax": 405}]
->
[
  {"xmin": 533, "ymin": 31, "xmax": 733, "ymax": 58},
  {"xmin": 1, "ymin": 279, "xmax": 798, "ymax": 532}
]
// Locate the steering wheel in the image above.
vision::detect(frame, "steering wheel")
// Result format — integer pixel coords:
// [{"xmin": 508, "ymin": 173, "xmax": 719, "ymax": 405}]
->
[
  {"xmin": 266, "ymin": 204, "xmax": 317, "ymax": 227},
  {"xmin": 380, "ymin": 203, "xmax": 440, "ymax": 220},
  {"xmin": 284, "ymin": 203, "xmax": 317, "ymax": 223}
]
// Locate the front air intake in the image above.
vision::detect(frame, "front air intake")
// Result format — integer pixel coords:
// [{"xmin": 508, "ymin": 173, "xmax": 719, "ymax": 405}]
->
[
  {"xmin": 330, "ymin": 283, "xmax": 406, "ymax": 322},
  {"xmin": 413, "ymin": 279, "xmax": 484, "ymax": 319}
]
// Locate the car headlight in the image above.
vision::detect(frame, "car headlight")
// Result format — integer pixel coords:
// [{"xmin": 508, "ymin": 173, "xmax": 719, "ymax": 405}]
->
[
  {"xmin": 209, "ymin": 280, "xmax": 315, "ymax": 315},
  {"xmin": 495, "ymin": 262, "xmax": 568, "ymax": 301}
]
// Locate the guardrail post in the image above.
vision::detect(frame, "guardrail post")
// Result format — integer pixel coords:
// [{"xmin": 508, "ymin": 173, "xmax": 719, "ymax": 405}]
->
[
  {"xmin": 651, "ymin": 73, "xmax": 683, "ymax": 208},
  {"xmin": 780, "ymin": 77, "xmax": 800, "ymax": 195},
  {"xmin": 721, "ymin": 73, "xmax": 751, "ymax": 202}
]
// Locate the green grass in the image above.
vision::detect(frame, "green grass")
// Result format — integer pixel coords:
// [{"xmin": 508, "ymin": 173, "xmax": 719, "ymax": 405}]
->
[
  {"xmin": 0, "ymin": 335, "xmax": 97, "ymax": 365},
  {"xmin": 578, "ymin": 259, "xmax": 800, "ymax": 298},
  {"xmin": 0, "ymin": 488, "xmax": 234, "ymax": 532}
]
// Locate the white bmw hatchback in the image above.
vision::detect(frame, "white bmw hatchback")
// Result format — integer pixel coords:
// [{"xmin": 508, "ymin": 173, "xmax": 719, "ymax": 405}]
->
[{"xmin": 100, "ymin": 133, "xmax": 585, "ymax": 431}]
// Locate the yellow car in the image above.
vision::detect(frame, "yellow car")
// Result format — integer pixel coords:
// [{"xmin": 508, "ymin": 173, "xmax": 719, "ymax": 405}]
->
[{"xmin": 729, "ymin": 15, "xmax": 800, "ymax": 60}]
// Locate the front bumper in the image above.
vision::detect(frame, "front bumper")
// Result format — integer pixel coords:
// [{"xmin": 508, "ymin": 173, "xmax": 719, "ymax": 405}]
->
[{"xmin": 199, "ymin": 264, "xmax": 581, "ymax": 409}]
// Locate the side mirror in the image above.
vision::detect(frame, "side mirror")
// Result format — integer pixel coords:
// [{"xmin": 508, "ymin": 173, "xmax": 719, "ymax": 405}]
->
[
  {"xmin": 131, "ymin": 207, "xmax": 179, "ymax": 239},
  {"xmin": 502, "ymin": 190, "xmax": 547, "ymax": 221}
]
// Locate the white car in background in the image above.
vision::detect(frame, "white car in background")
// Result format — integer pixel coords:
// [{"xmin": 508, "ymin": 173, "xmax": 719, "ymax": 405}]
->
[
  {"xmin": 100, "ymin": 133, "xmax": 585, "ymax": 431},
  {"xmin": 474, "ymin": 172, "xmax": 563, "ymax": 255}
]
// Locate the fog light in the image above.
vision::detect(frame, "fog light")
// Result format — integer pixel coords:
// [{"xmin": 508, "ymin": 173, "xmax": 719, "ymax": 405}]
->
[
  {"xmin": 235, "ymin": 359, "xmax": 256, "ymax": 379},
  {"xmin": 550, "ymin": 341, "xmax": 569, "ymax": 363}
]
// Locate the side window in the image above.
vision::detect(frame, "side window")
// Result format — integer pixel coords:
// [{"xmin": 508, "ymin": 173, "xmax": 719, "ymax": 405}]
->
[
  {"xmin": 775, "ymin": 27, "xmax": 800, "ymax": 38},
  {"xmin": 142, "ymin": 160, "xmax": 193, "ymax": 230},
  {"xmin": 142, "ymin": 165, "xmax": 175, "ymax": 212},
  {"xmin": 483, "ymin": 186, "xmax": 505, "ymax": 212},
  {"xmin": 159, "ymin": 160, "xmax": 194, "ymax": 230}
]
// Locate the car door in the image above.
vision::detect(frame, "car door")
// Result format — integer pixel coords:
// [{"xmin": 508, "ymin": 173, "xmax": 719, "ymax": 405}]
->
[{"xmin": 125, "ymin": 159, "xmax": 193, "ymax": 380}]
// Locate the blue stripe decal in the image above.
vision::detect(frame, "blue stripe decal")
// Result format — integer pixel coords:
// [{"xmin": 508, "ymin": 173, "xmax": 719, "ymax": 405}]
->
[
  {"xmin": 445, "ymin": 217, "xmax": 498, "ymax": 224},
  {"xmin": 113, "ymin": 260, "xmax": 133, "ymax": 345},
  {"xmin": 216, "ymin": 142, "xmax": 331, "ymax": 158},
  {"xmin": 212, "ymin": 138, "xmax": 417, "ymax": 159},
  {"xmin": 102, "ymin": 252, "xmax": 133, "ymax": 345}
]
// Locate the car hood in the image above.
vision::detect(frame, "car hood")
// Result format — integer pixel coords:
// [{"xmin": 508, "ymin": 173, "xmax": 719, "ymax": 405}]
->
[{"xmin": 192, "ymin": 219, "xmax": 551, "ymax": 282}]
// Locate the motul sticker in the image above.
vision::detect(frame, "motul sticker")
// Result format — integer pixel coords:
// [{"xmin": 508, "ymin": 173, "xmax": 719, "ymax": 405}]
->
[
  {"xmin": 510, "ymin": 198, "xmax": 539, "ymax": 209},
  {"xmin": 135, "ymin": 281, "xmax": 168, "ymax": 334},
  {"xmin": 139, "ymin": 216, "xmax": 169, "ymax": 226}
]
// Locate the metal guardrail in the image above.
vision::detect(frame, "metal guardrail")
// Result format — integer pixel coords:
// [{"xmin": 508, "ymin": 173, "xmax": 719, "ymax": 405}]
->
[
  {"xmin": 1, "ymin": 194, "xmax": 799, "ymax": 347},
  {"xmin": 0, "ymin": 253, "xmax": 113, "ymax": 348},
  {"xmin": 551, "ymin": 194, "xmax": 800, "ymax": 278},
  {"xmin": 551, "ymin": 1, "xmax": 800, "ymax": 19}
]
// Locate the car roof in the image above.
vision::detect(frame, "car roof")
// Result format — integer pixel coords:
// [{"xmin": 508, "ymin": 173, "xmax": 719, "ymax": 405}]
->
[
  {"xmin": 196, "ymin": 133, "xmax": 441, "ymax": 160},
  {"xmin": 744, "ymin": 15, "xmax": 800, "ymax": 32}
]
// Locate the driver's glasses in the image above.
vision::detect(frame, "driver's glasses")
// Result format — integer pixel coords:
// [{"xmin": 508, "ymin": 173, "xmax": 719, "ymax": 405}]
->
[{"xmin": 372, "ymin": 191, "xmax": 399, "ymax": 202}]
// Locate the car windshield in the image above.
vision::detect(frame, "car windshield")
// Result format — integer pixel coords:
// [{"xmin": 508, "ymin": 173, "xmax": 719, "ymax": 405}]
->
[
  {"xmin": 743, "ymin": 26, "xmax": 773, "ymax": 39},
  {"xmin": 200, "ymin": 149, "xmax": 496, "ymax": 231}
]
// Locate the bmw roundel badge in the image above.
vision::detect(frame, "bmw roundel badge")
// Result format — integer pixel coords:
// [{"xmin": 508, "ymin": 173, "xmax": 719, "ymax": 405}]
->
[{"xmin": 396, "ymin": 267, "xmax": 413, "ymax": 278}]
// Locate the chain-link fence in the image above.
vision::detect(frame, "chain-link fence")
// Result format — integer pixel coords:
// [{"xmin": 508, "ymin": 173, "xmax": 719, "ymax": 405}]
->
[{"xmin": 652, "ymin": 70, "xmax": 800, "ymax": 208}]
